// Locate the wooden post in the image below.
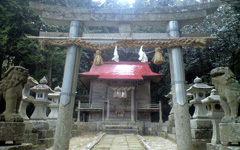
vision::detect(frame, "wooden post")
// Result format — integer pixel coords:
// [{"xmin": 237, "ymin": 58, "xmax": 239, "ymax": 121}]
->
[
  {"xmin": 159, "ymin": 101, "xmax": 163, "ymax": 123},
  {"xmin": 106, "ymin": 87, "xmax": 110, "ymax": 121},
  {"xmin": 131, "ymin": 89, "xmax": 135, "ymax": 122},
  {"xmin": 77, "ymin": 100, "xmax": 81, "ymax": 122},
  {"xmin": 102, "ymin": 99, "xmax": 105, "ymax": 121},
  {"xmin": 83, "ymin": 113, "xmax": 85, "ymax": 122}
]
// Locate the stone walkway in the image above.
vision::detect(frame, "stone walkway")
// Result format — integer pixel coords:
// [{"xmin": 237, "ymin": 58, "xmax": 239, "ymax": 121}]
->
[
  {"xmin": 92, "ymin": 134, "xmax": 145, "ymax": 150},
  {"xmin": 46, "ymin": 133, "xmax": 177, "ymax": 150}
]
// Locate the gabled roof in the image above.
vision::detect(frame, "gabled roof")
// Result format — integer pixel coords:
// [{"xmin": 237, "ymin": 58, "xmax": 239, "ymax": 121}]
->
[{"xmin": 79, "ymin": 62, "xmax": 163, "ymax": 87}]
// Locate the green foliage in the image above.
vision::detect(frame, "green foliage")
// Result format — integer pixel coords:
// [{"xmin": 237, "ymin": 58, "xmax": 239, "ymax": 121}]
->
[
  {"xmin": 181, "ymin": 4, "xmax": 240, "ymax": 81},
  {"xmin": 0, "ymin": 0, "xmax": 44, "ymax": 79}
]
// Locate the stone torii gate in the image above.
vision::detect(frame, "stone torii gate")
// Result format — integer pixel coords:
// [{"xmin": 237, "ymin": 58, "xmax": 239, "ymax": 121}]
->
[{"xmin": 29, "ymin": 1, "xmax": 220, "ymax": 150}]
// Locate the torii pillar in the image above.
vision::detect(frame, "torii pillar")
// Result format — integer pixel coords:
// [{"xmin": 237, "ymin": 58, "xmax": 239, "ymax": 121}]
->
[
  {"xmin": 53, "ymin": 21, "xmax": 82, "ymax": 150},
  {"xmin": 168, "ymin": 21, "xmax": 193, "ymax": 150}
]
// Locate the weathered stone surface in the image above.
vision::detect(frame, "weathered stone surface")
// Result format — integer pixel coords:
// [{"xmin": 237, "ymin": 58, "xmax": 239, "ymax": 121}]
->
[
  {"xmin": 30, "ymin": 100, "xmax": 51, "ymax": 120},
  {"xmin": 29, "ymin": 1, "xmax": 220, "ymax": 27},
  {"xmin": 207, "ymin": 143, "xmax": 240, "ymax": 150},
  {"xmin": 0, "ymin": 66, "xmax": 29, "ymax": 122},
  {"xmin": 191, "ymin": 129, "xmax": 213, "ymax": 139},
  {"xmin": 219, "ymin": 123, "xmax": 240, "ymax": 146},
  {"xmin": 0, "ymin": 122, "xmax": 25, "ymax": 144},
  {"xmin": 191, "ymin": 119, "xmax": 212, "ymax": 129},
  {"xmin": 24, "ymin": 120, "xmax": 33, "ymax": 133},
  {"xmin": 210, "ymin": 67, "xmax": 240, "ymax": 123},
  {"xmin": 23, "ymin": 133, "xmax": 38, "ymax": 145},
  {"xmin": 38, "ymin": 138, "xmax": 54, "ymax": 148},
  {"xmin": 32, "ymin": 144, "xmax": 45, "ymax": 150},
  {"xmin": 0, "ymin": 143, "xmax": 33, "ymax": 150},
  {"xmin": 31, "ymin": 120, "xmax": 49, "ymax": 131},
  {"xmin": 48, "ymin": 120, "xmax": 57, "ymax": 131}
]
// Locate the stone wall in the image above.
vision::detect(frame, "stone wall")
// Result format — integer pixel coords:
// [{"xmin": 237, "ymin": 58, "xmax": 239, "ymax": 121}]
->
[
  {"xmin": 143, "ymin": 122, "xmax": 162, "ymax": 135},
  {"xmin": 74, "ymin": 122, "xmax": 162, "ymax": 136}
]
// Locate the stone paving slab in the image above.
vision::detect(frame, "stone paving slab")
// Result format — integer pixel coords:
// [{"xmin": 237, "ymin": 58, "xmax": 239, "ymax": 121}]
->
[{"xmin": 92, "ymin": 134, "xmax": 145, "ymax": 150}]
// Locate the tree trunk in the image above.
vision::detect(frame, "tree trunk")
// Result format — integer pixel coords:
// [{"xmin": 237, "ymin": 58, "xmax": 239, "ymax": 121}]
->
[
  {"xmin": 47, "ymin": 61, "xmax": 52, "ymax": 88},
  {"xmin": 0, "ymin": 56, "xmax": 4, "ymax": 80}
]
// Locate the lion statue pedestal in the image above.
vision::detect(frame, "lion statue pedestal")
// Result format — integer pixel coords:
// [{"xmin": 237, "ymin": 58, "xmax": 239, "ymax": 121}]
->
[
  {"xmin": 210, "ymin": 67, "xmax": 240, "ymax": 149},
  {"xmin": 0, "ymin": 66, "xmax": 30, "ymax": 148}
]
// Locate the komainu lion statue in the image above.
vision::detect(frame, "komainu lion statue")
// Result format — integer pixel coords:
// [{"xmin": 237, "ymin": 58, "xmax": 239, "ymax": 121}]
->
[
  {"xmin": 210, "ymin": 67, "xmax": 240, "ymax": 123},
  {"xmin": 0, "ymin": 66, "xmax": 29, "ymax": 122}
]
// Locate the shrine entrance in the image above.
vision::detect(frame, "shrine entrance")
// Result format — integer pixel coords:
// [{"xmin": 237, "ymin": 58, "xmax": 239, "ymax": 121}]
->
[{"xmin": 28, "ymin": 1, "xmax": 221, "ymax": 150}]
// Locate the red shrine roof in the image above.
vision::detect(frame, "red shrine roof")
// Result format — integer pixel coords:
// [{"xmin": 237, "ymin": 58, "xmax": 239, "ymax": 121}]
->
[{"xmin": 79, "ymin": 62, "xmax": 163, "ymax": 83}]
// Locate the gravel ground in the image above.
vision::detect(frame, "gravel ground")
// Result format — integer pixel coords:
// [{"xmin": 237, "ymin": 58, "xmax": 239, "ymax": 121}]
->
[
  {"xmin": 46, "ymin": 133, "xmax": 97, "ymax": 150},
  {"xmin": 143, "ymin": 136, "xmax": 177, "ymax": 150},
  {"xmin": 46, "ymin": 133, "xmax": 177, "ymax": 150}
]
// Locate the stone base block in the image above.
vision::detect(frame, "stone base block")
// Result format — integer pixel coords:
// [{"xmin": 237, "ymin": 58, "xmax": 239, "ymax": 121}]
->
[
  {"xmin": 47, "ymin": 130, "xmax": 54, "ymax": 138},
  {"xmin": 191, "ymin": 119, "xmax": 212, "ymax": 129},
  {"xmin": 31, "ymin": 120, "xmax": 49, "ymax": 131},
  {"xmin": 24, "ymin": 133, "xmax": 38, "ymax": 145},
  {"xmin": 0, "ymin": 143, "xmax": 32, "ymax": 150},
  {"xmin": 220, "ymin": 123, "xmax": 240, "ymax": 146},
  {"xmin": 207, "ymin": 143, "xmax": 240, "ymax": 150},
  {"xmin": 191, "ymin": 129, "xmax": 213, "ymax": 139},
  {"xmin": 24, "ymin": 121, "xmax": 33, "ymax": 133},
  {"xmin": 48, "ymin": 120, "xmax": 57, "ymax": 131},
  {"xmin": 192, "ymin": 139, "xmax": 210, "ymax": 150},
  {"xmin": 32, "ymin": 144, "xmax": 45, "ymax": 150},
  {"xmin": 38, "ymin": 138, "xmax": 54, "ymax": 148},
  {"xmin": 0, "ymin": 122, "xmax": 25, "ymax": 145}
]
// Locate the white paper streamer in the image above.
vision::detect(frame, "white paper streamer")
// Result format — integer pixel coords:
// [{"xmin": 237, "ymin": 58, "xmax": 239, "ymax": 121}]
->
[
  {"xmin": 138, "ymin": 45, "xmax": 148, "ymax": 62},
  {"xmin": 112, "ymin": 46, "xmax": 119, "ymax": 62}
]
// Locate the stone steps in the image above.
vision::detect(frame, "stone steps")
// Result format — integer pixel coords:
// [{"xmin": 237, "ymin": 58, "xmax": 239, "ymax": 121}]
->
[
  {"xmin": 104, "ymin": 128, "xmax": 139, "ymax": 134},
  {"xmin": 103, "ymin": 124, "xmax": 139, "ymax": 134}
]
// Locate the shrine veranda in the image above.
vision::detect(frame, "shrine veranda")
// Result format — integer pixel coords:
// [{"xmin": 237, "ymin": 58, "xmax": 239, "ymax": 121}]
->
[{"xmin": 28, "ymin": 1, "xmax": 222, "ymax": 150}]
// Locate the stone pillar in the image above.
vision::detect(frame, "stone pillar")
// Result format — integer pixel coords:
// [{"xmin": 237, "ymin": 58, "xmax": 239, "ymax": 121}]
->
[
  {"xmin": 53, "ymin": 21, "xmax": 82, "ymax": 150},
  {"xmin": 131, "ymin": 89, "xmax": 135, "ymax": 122},
  {"xmin": 168, "ymin": 21, "xmax": 193, "ymax": 150}
]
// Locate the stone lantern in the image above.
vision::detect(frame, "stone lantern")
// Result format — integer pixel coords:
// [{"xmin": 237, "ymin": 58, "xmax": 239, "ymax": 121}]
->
[
  {"xmin": 187, "ymin": 77, "xmax": 214, "ymax": 119},
  {"xmin": 29, "ymin": 76, "xmax": 54, "ymax": 147},
  {"xmin": 187, "ymin": 76, "xmax": 214, "ymax": 149},
  {"xmin": 30, "ymin": 76, "xmax": 54, "ymax": 120},
  {"xmin": 48, "ymin": 85, "xmax": 61, "ymax": 120},
  {"xmin": 165, "ymin": 91, "xmax": 174, "ymax": 133},
  {"xmin": 202, "ymin": 89, "xmax": 224, "ymax": 145},
  {"xmin": 20, "ymin": 77, "xmax": 38, "ymax": 121},
  {"xmin": 47, "ymin": 85, "xmax": 61, "ymax": 131}
]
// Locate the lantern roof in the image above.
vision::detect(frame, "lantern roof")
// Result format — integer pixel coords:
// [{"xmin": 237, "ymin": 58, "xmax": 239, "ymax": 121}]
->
[
  {"xmin": 30, "ymin": 76, "xmax": 54, "ymax": 93},
  {"xmin": 187, "ymin": 76, "xmax": 214, "ymax": 92},
  {"xmin": 201, "ymin": 89, "xmax": 220, "ymax": 104}
]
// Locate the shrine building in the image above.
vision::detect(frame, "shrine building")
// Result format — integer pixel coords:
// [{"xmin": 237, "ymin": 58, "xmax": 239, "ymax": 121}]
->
[{"xmin": 79, "ymin": 61, "xmax": 163, "ymax": 122}]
